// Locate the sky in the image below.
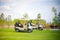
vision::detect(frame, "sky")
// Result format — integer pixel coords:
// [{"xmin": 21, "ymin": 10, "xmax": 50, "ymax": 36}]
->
[{"xmin": 0, "ymin": 0, "xmax": 60, "ymax": 23}]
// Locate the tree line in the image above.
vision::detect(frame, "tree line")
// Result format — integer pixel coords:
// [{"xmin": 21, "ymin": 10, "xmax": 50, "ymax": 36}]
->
[{"xmin": 0, "ymin": 7, "xmax": 60, "ymax": 29}]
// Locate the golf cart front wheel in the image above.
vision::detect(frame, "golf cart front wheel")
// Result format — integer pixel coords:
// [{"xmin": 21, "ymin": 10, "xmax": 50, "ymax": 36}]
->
[{"xmin": 15, "ymin": 28, "xmax": 20, "ymax": 32}]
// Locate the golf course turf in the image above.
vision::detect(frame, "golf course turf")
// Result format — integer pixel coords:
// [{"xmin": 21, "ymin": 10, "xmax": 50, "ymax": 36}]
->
[{"xmin": 0, "ymin": 28, "xmax": 60, "ymax": 40}]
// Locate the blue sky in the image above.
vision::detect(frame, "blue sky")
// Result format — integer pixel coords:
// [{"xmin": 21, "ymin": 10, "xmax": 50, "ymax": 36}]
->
[{"xmin": 0, "ymin": 0, "xmax": 60, "ymax": 23}]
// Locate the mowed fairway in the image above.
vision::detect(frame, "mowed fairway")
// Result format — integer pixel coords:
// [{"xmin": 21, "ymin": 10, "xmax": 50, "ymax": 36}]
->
[{"xmin": 0, "ymin": 28, "xmax": 60, "ymax": 40}]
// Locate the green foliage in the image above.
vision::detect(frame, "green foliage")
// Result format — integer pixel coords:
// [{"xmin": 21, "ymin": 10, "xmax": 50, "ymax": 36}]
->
[
  {"xmin": 13, "ymin": 19, "xmax": 19, "ymax": 24},
  {"xmin": 0, "ymin": 12, "xmax": 46, "ymax": 28},
  {"xmin": 52, "ymin": 7, "xmax": 56, "ymax": 13},
  {"xmin": 13, "ymin": 19, "xmax": 46, "ymax": 25},
  {"xmin": 0, "ymin": 13, "xmax": 12, "ymax": 28},
  {"xmin": 40, "ymin": 19, "xmax": 46, "ymax": 24},
  {"xmin": 58, "ymin": 12, "xmax": 60, "ymax": 24},
  {"xmin": 52, "ymin": 7, "xmax": 60, "ymax": 26},
  {"xmin": 32, "ymin": 20, "xmax": 36, "ymax": 24},
  {"xmin": 20, "ymin": 20, "xmax": 27, "ymax": 24},
  {"xmin": 52, "ymin": 7, "xmax": 58, "ymax": 25},
  {"xmin": 53, "ymin": 17, "xmax": 58, "ymax": 25},
  {"xmin": 13, "ymin": 19, "xmax": 28, "ymax": 24},
  {"xmin": 0, "ymin": 13, "xmax": 5, "ymax": 25},
  {"xmin": 0, "ymin": 13, "xmax": 4, "ymax": 20}
]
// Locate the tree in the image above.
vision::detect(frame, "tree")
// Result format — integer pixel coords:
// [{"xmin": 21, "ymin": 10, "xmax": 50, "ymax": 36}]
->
[
  {"xmin": 52, "ymin": 7, "xmax": 57, "ymax": 17},
  {"xmin": 58, "ymin": 12, "xmax": 60, "ymax": 24},
  {"xmin": 53, "ymin": 17, "xmax": 58, "ymax": 25},
  {"xmin": 0, "ymin": 13, "xmax": 5, "ymax": 27},
  {"xmin": 6, "ymin": 15, "xmax": 11, "ymax": 28},
  {"xmin": 36, "ymin": 13, "xmax": 41, "ymax": 24},
  {"xmin": 37, "ymin": 13, "xmax": 41, "ymax": 20},
  {"xmin": 52, "ymin": 7, "xmax": 58, "ymax": 26},
  {"xmin": 22, "ymin": 13, "xmax": 29, "ymax": 20},
  {"xmin": 0, "ymin": 13, "xmax": 4, "ymax": 20},
  {"xmin": 57, "ymin": 12, "xmax": 60, "ymax": 28}
]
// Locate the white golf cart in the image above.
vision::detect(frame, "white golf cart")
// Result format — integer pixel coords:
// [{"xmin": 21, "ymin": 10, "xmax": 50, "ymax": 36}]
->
[
  {"xmin": 38, "ymin": 24, "xmax": 43, "ymax": 30},
  {"xmin": 14, "ymin": 21, "xmax": 33, "ymax": 33}
]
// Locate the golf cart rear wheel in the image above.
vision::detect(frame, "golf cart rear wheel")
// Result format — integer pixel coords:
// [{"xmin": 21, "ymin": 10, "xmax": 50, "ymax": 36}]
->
[
  {"xmin": 28, "ymin": 29, "xmax": 33, "ymax": 33},
  {"xmin": 38, "ymin": 27, "xmax": 43, "ymax": 30}
]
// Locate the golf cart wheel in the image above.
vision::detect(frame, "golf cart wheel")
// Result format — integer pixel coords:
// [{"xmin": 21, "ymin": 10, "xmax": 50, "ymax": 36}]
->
[
  {"xmin": 28, "ymin": 29, "xmax": 33, "ymax": 33},
  {"xmin": 38, "ymin": 27, "xmax": 43, "ymax": 30},
  {"xmin": 41, "ymin": 28, "xmax": 43, "ymax": 30},
  {"xmin": 15, "ymin": 28, "xmax": 20, "ymax": 32},
  {"xmin": 38, "ymin": 27, "xmax": 41, "ymax": 30}
]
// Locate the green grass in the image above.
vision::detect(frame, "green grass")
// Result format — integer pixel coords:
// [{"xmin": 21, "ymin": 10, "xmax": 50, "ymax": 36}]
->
[{"xmin": 0, "ymin": 28, "xmax": 60, "ymax": 40}]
